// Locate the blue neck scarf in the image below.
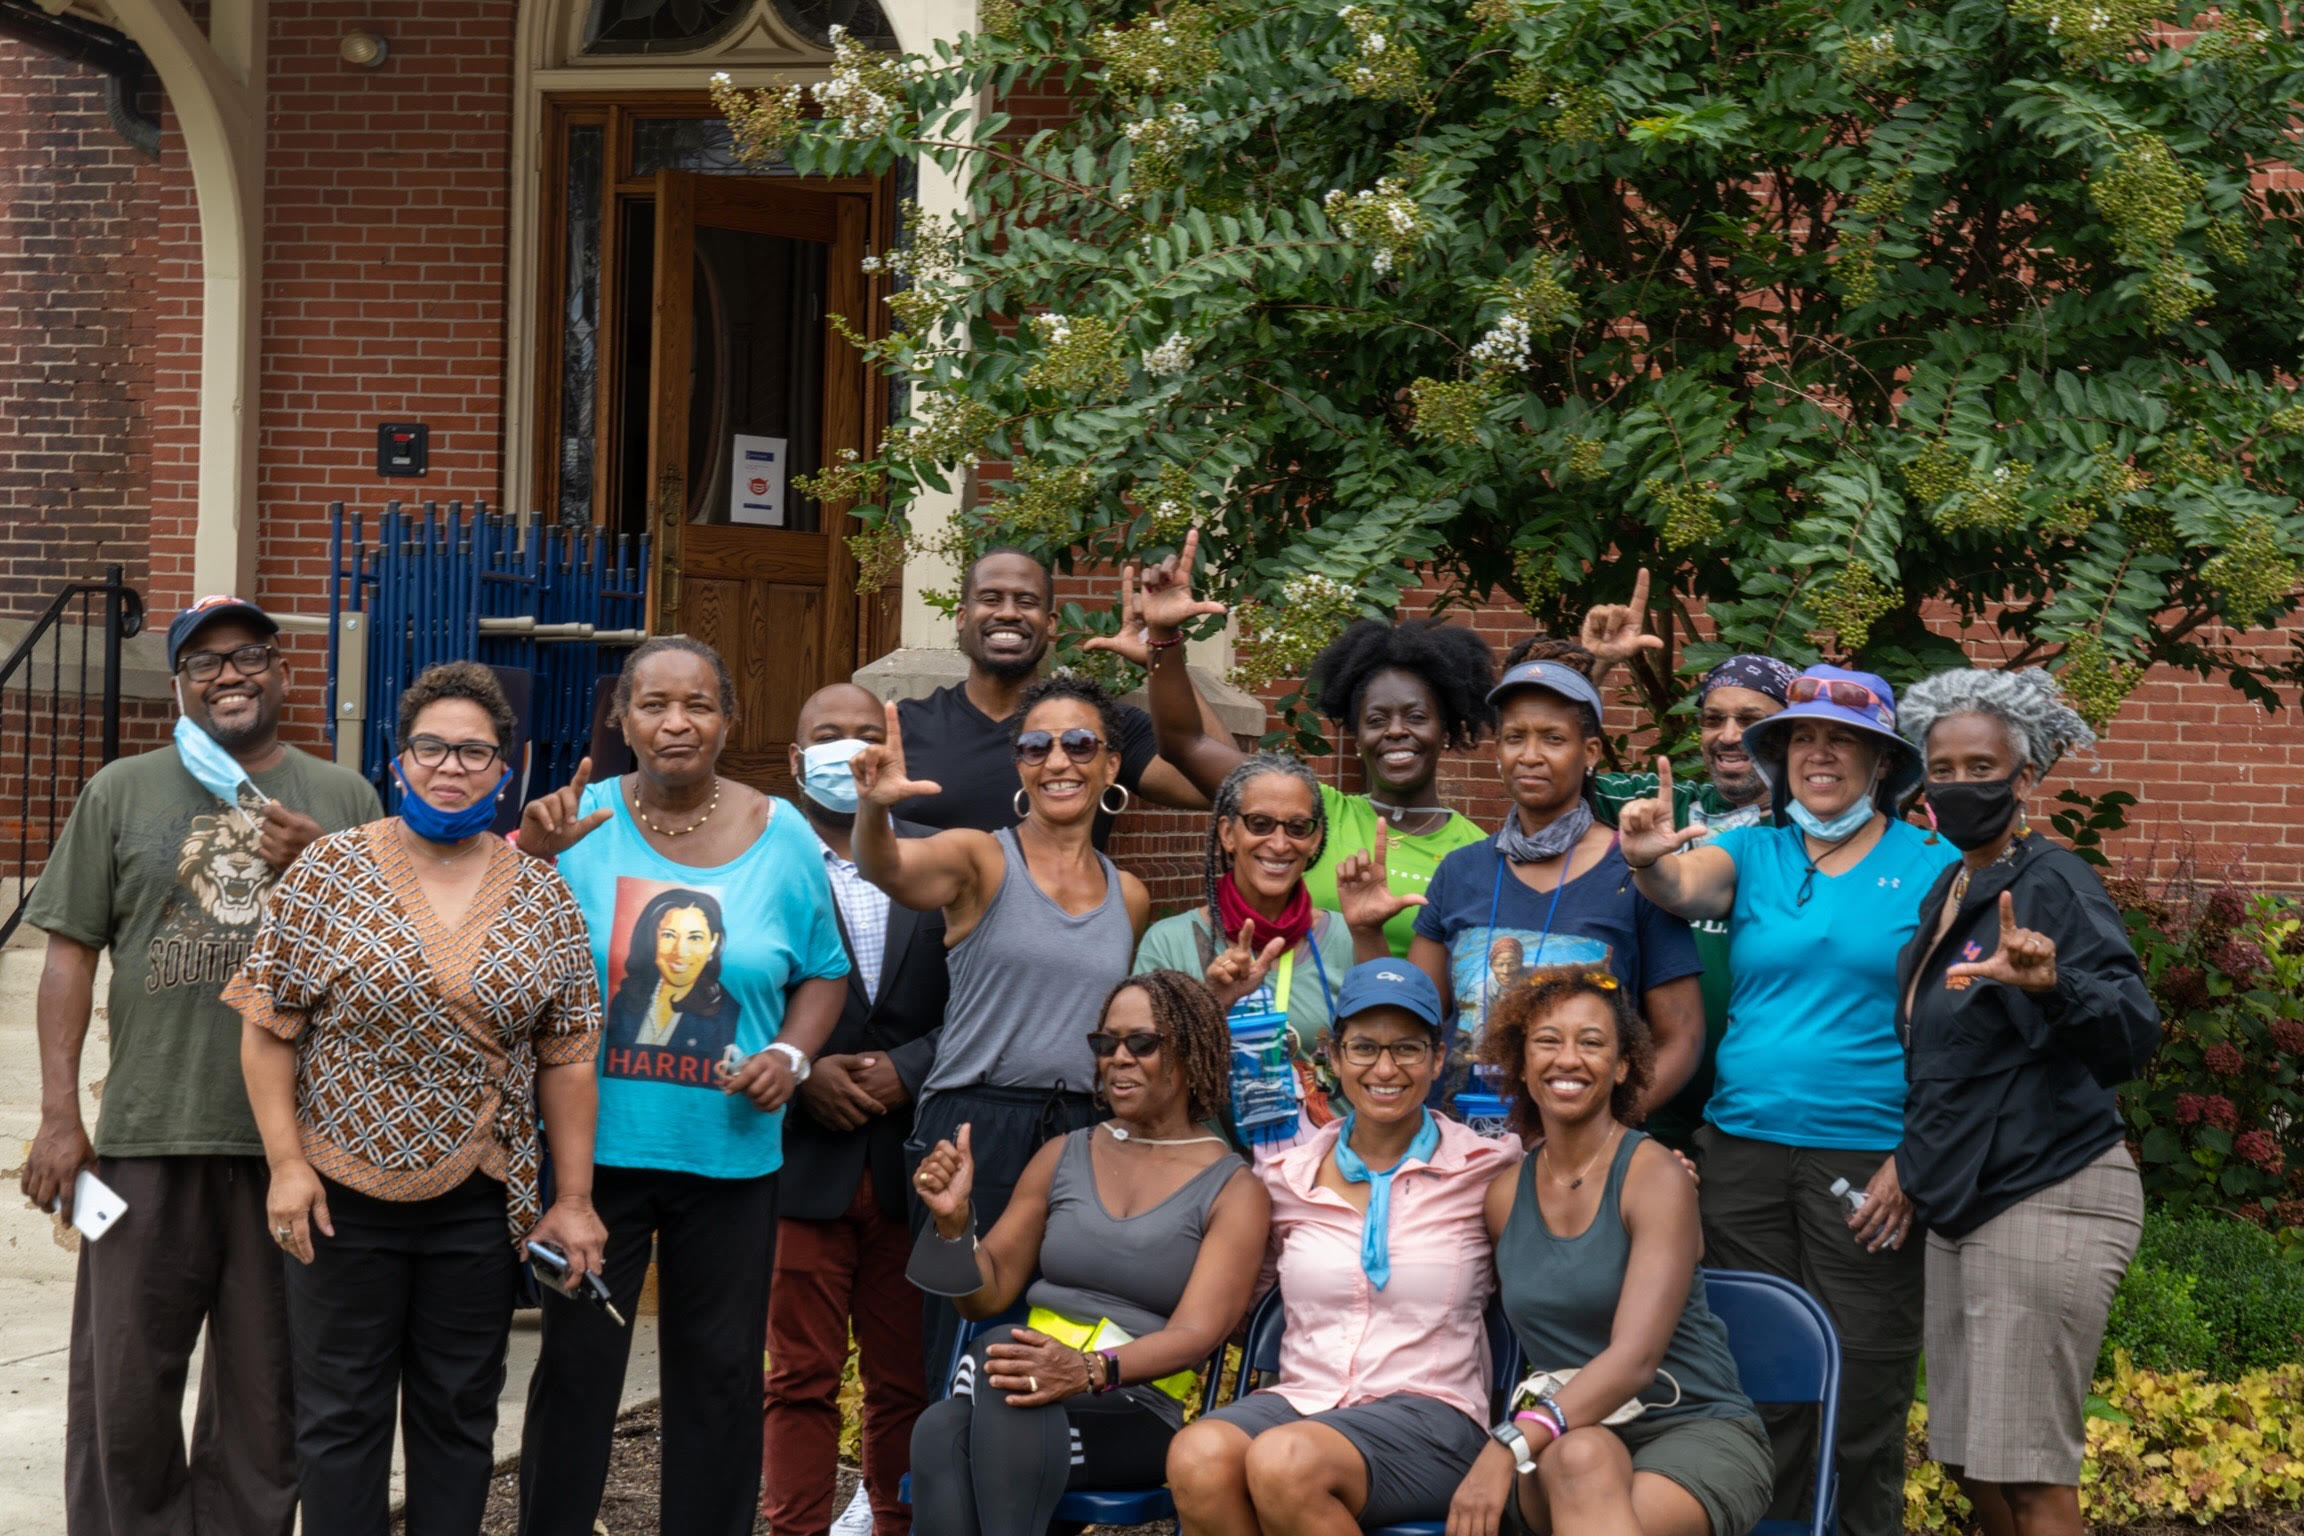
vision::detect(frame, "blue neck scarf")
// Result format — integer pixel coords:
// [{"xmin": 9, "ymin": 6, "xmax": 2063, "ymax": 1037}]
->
[{"xmin": 1333, "ymin": 1110, "xmax": 1441, "ymax": 1291}]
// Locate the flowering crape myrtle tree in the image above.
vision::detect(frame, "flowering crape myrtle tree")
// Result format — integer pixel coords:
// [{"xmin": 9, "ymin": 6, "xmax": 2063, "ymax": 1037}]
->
[{"xmin": 716, "ymin": 0, "xmax": 2304, "ymax": 737}]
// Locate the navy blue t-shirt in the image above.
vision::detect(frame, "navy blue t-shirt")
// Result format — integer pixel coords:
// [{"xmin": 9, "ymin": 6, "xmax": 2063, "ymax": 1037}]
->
[{"xmin": 1414, "ymin": 836, "xmax": 1704, "ymax": 1055}]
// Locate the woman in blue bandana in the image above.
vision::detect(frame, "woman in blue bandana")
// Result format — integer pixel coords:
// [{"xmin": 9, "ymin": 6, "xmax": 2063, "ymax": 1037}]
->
[
  {"xmin": 1168, "ymin": 961, "xmax": 1521, "ymax": 1536},
  {"xmin": 1617, "ymin": 664, "xmax": 1957, "ymax": 1536}
]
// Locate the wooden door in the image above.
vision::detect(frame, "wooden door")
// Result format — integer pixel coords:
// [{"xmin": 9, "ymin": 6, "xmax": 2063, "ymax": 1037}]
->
[{"xmin": 646, "ymin": 171, "xmax": 872, "ymax": 792}]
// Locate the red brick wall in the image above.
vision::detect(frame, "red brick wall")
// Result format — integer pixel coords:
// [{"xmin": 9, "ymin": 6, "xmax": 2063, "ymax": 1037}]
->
[{"xmin": 0, "ymin": 42, "xmax": 162, "ymax": 615}]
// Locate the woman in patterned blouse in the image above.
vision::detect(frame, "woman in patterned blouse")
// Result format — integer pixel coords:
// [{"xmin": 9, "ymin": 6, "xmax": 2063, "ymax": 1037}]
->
[{"xmin": 229, "ymin": 661, "xmax": 606, "ymax": 1536}]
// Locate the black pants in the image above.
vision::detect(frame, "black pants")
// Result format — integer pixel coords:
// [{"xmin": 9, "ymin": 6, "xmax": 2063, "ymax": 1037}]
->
[
  {"xmin": 1693, "ymin": 1127, "xmax": 1925, "ymax": 1536},
  {"xmin": 905, "ymin": 1085, "xmax": 1101, "ymax": 1392},
  {"xmin": 909, "ymin": 1334, "xmax": 1174, "ymax": 1536},
  {"xmin": 517, "ymin": 1164, "xmax": 780, "ymax": 1536},
  {"xmin": 279, "ymin": 1172, "xmax": 517, "ymax": 1536},
  {"xmin": 66, "ymin": 1155, "xmax": 297, "ymax": 1536}
]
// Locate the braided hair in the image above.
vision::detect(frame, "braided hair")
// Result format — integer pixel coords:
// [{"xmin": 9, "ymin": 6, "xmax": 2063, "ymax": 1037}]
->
[
  {"xmin": 1898, "ymin": 667, "xmax": 2098, "ymax": 776},
  {"xmin": 1101, "ymin": 969, "xmax": 1235, "ymax": 1125},
  {"xmin": 1306, "ymin": 618, "xmax": 1497, "ymax": 749},
  {"xmin": 1200, "ymin": 754, "xmax": 1328, "ymax": 957},
  {"xmin": 1499, "ymin": 636, "xmax": 1602, "ymax": 736}
]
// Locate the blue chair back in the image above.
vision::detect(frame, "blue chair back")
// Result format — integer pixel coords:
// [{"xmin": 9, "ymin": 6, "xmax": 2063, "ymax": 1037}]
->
[{"xmin": 1703, "ymin": 1268, "xmax": 1842, "ymax": 1536}]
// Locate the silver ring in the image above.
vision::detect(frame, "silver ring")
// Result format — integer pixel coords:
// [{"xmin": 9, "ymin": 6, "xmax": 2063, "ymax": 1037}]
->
[{"xmin": 273, "ymin": 1225, "xmax": 292, "ymax": 1240}]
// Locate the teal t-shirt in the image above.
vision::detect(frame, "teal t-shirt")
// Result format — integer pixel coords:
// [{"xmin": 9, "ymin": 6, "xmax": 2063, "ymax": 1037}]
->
[
  {"xmin": 1704, "ymin": 818, "xmax": 1958, "ymax": 1150},
  {"xmin": 557, "ymin": 783, "xmax": 849, "ymax": 1179}
]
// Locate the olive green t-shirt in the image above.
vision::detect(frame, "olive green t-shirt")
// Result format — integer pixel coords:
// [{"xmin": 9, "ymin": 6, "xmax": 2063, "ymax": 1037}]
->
[{"xmin": 26, "ymin": 743, "xmax": 383, "ymax": 1156}]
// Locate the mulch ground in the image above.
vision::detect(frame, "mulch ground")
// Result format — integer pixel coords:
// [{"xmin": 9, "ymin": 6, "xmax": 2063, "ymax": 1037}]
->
[{"xmin": 412, "ymin": 1405, "xmax": 2304, "ymax": 1536}]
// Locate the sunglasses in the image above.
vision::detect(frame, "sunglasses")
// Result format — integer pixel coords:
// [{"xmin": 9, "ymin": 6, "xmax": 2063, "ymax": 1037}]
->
[
  {"xmin": 406, "ymin": 735, "xmax": 505, "ymax": 772},
  {"xmin": 1235, "ymin": 812, "xmax": 1319, "ymax": 841},
  {"xmin": 1014, "ymin": 728, "xmax": 1106, "ymax": 767},
  {"xmin": 1787, "ymin": 677, "xmax": 1885, "ymax": 712},
  {"xmin": 1085, "ymin": 1030, "xmax": 1164, "ymax": 1060},
  {"xmin": 179, "ymin": 642, "xmax": 278, "ymax": 684},
  {"xmin": 1336, "ymin": 1036, "xmax": 1435, "ymax": 1067}
]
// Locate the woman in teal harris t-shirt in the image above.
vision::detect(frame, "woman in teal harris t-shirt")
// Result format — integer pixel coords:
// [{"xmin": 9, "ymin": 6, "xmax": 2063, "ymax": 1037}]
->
[
  {"xmin": 1618, "ymin": 664, "xmax": 1956, "ymax": 1536},
  {"xmin": 511, "ymin": 637, "xmax": 850, "ymax": 1536}
]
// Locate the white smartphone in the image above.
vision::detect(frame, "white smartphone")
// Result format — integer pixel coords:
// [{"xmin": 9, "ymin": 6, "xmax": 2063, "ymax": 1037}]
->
[{"xmin": 52, "ymin": 1169, "xmax": 128, "ymax": 1242}]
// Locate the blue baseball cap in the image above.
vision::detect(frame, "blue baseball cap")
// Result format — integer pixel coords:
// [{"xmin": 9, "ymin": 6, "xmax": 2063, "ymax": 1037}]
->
[
  {"xmin": 166, "ymin": 595, "xmax": 278, "ymax": 672},
  {"xmin": 1334, "ymin": 960, "xmax": 1444, "ymax": 1034},
  {"xmin": 1487, "ymin": 657, "xmax": 1604, "ymax": 719},
  {"xmin": 1742, "ymin": 664, "xmax": 1923, "ymax": 812}
]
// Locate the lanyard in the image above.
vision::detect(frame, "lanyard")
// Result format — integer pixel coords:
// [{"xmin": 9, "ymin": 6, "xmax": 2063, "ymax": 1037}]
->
[{"xmin": 1274, "ymin": 926, "xmax": 1337, "ymax": 1016}]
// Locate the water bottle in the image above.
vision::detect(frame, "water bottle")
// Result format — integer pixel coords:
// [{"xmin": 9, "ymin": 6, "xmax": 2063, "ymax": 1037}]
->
[
  {"xmin": 1228, "ymin": 1009, "xmax": 1301, "ymax": 1146},
  {"xmin": 1829, "ymin": 1176, "xmax": 1866, "ymax": 1215}
]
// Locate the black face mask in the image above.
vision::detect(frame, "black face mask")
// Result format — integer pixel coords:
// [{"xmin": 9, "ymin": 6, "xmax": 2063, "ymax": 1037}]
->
[{"xmin": 1926, "ymin": 771, "xmax": 2025, "ymax": 852}]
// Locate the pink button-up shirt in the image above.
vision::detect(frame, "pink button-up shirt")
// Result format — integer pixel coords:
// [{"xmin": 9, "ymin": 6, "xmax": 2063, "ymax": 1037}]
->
[{"xmin": 1257, "ymin": 1116, "xmax": 1520, "ymax": 1424}]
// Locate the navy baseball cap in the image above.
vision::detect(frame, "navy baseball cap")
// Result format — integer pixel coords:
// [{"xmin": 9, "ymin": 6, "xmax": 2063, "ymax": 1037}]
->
[
  {"xmin": 167, "ymin": 595, "xmax": 278, "ymax": 671},
  {"xmin": 1334, "ymin": 960, "xmax": 1444, "ymax": 1033}
]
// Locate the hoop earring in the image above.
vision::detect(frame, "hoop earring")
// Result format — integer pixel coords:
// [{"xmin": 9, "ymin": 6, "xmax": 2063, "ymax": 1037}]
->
[
  {"xmin": 1012, "ymin": 788, "xmax": 1031, "ymax": 820},
  {"xmin": 1100, "ymin": 783, "xmax": 1132, "ymax": 816}
]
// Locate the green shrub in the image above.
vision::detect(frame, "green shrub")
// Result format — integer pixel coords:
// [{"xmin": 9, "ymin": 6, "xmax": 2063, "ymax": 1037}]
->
[{"xmin": 2101, "ymin": 1208, "xmax": 2304, "ymax": 1378}]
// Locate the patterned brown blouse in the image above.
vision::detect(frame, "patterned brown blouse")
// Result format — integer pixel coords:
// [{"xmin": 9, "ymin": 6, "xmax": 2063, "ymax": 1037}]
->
[{"xmin": 224, "ymin": 819, "xmax": 602, "ymax": 1238}]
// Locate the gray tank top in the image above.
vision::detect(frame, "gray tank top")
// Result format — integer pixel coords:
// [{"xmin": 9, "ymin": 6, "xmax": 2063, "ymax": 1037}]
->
[
  {"xmin": 1028, "ymin": 1128, "xmax": 1244, "ymax": 1340},
  {"xmin": 925, "ymin": 826, "xmax": 1136, "ymax": 1100},
  {"xmin": 1496, "ymin": 1131, "xmax": 1758, "ymax": 1425}
]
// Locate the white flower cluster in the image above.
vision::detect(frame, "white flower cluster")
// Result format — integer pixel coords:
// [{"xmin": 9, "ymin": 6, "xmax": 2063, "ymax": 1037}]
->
[
  {"xmin": 818, "ymin": 25, "xmax": 899, "ymax": 139},
  {"xmin": 1469, "ymin": 313, "xmax": 1533, "ymax": 370},
  {"xmin": 1279, "ymin": 571, "xmax": 1357, "ymax": 611},
  {"xmin": 1030, "ymin": 313, "xmax": 1074, "ymax": 346},
  {"xmin": 1323, "ymin": 177, "xmax": 1427, "ymax": 274},
  {"xmin": 1142, "ymin": 332, "xmax": 1195, "ymax": 378}
]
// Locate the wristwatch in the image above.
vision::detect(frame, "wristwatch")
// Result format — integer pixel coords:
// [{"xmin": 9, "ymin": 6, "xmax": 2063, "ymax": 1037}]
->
[
  {"xmin": 765, "ymin": 1041, "xmax": 812, "ymax": 1083},
  {"xmin": 1490, "ymin": 1418, "xmax": 1537, "ymax": 1475}
]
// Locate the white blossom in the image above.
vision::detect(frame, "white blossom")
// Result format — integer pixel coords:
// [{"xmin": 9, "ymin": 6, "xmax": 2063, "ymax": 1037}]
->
[
  {"xmin": 1142, "ymin": 332, "xmax": 1195, "ymax": 378},
  {"xmin": 1470, "ymin": 313, "xmax": 1534, "ymax": 370}
]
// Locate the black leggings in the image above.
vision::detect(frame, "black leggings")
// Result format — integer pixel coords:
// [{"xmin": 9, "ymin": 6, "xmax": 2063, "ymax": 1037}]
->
[{"xmin": 909, "ymin": 1334, "xmax": 1174, "ymax": 1536}]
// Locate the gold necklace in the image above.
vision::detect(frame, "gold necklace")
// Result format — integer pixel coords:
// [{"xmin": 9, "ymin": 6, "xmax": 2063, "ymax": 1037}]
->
[
  {"xmin": 1949, "ymin": 831, "xmax": 2026, "ymax": 907},
  {"xmin": 1542, "ymin": 1123, "xmax": 1621, "ymax": 1190},
  {"xmin": 629, "ymin": 778, "xmax": 720, "ymax": 838}
]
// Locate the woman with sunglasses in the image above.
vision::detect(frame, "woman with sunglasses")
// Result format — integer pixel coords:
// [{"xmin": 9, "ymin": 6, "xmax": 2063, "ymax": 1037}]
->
[
  {"xmin": 850, "ymin": 674, "xmax": 1154, "ymax": 1384},
  {"xmin": 229, "ymin": 662, "xmax": 605, "ymax": 1534},
  {"xmin": 907, "ymin": 970, "xmax": 1268, "ymax": 1536},
  {"xmin": 1132, "ymin": 754, "xmax": 1362, "ymax": 1159},
  {"xmin": 1168, "ymin": 960, "xmax": 1521, "ymax": 1536},
  {"xmin": 512, "ymin": 636, "xmax": 852, "ymax": 1536},
  {"xmin": 1616, "ymin": 664, "xmax": 1956, "ymax": 1536}
]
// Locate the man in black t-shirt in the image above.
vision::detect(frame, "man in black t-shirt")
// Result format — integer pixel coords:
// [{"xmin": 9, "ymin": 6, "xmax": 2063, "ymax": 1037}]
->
[{"xmin": 895, "ymin": 549, "xmax": 1208, "ymax": 849}]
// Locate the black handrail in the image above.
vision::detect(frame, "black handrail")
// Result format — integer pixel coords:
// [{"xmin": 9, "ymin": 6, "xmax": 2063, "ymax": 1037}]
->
[{"xmin": 0, "ymin": 566, "xmax": 145, "ymax": 945}]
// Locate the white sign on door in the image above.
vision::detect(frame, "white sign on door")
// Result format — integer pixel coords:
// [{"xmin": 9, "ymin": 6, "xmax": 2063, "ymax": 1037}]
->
[{"xmin": 730, "ymin": 434, "xmax": 787, "ymax": 526}]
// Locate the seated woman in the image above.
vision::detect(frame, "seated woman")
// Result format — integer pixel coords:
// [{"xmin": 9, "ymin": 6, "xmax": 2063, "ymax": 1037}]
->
[
  {"xmin": 1168, "ymin": 960, "xmax": 1521, "ymax": 1535},
  {"xmin": 1454, "ymin": 970, "xmax": 1772, "ymax": 1536},
  {"xmin": 907, "ymin": 970, "xmax": 1269, "ymax": 1536},
  {"xmin": 1134, "ymin": 753, "xmax": 1358, "ymax": 1158}
]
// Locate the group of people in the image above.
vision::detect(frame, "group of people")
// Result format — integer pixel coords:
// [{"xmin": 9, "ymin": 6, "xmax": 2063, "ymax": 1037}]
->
[{"xmin": 17, "ymin": 543, "xmax": 2159, "ymax": 1536}]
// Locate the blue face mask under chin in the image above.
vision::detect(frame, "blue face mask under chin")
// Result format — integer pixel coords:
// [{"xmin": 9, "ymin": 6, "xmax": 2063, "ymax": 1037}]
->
[
  {"xmin": 1787, "ymin": 794, "xmax": 1876, "ymax": 841},
  {"xmin": 392, "ymin": 761, "xmax": 513, "ymax": 844},
  {"xmin": 173, "ymin": 696, "xmax": 266, "ymax": 814}
]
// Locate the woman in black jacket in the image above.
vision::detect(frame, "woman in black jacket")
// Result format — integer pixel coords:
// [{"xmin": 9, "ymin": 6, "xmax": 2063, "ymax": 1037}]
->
[{"xmin": 1894, "ymin": 667, "xmax": 2159, "ymax": 1536}]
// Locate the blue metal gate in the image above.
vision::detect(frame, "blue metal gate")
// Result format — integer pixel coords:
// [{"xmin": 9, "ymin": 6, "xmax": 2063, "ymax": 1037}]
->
[{"xmin": 324, "ymin": 500, "xmax": 649, "ymax": 808}]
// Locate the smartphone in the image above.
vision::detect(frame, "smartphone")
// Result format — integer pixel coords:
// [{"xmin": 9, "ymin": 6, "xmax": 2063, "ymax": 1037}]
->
[
  {"xmin": 525, "ymin": 1240, "xmax": 628, "ymax": 1327},
  {"xmin": 49, "ymin": 1169, "xmax": 128, "ymax": 1243}
]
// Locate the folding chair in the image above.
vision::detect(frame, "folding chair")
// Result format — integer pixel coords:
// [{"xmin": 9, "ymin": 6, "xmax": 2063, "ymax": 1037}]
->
[
  {"xmin": 1221, "ymin": 1288, "xmax": 1524, "ymax": 1536},
  {"xmin": 897, "ymin": 1303, "xmax": 1193, "ymax": 1526},
  {"xmin": 1703, "ymin": 1268, "xmax": 1843, "ymax": 1536}
]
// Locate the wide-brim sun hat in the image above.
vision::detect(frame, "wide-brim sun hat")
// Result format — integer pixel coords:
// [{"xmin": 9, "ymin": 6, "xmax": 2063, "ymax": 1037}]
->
[{"xmin": 1741, "ymin": 664, "xmax": 1924, "ymax": 814}]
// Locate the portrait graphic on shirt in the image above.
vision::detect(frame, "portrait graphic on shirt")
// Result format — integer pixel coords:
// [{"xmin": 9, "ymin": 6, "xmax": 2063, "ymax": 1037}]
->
[
  {"xmin": 1448, "ymin": 929, "xmax": 1614, "ymax": 1048},
  {"xmin": 600, "ymin": 878, "xmax": 743, "ymax": 1089},
  {"xmin": 146, "ymin": 808, "xmax": 276, "ymax": 995}
]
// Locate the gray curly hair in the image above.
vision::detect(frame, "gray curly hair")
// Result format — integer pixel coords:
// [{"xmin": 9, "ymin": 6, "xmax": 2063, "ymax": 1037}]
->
[{"xmin": 1898, "ymin": 666, "xmax": 2097, "ymax": 775}]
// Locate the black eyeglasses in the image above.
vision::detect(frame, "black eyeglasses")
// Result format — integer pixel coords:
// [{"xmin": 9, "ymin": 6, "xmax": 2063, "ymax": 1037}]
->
[
  {"xmin": 406, "ymin": 736, "xmax": 504, "ymax": 772},
  {"xmin": 1337, "ymin": 1036, "xmax": 1435, "ymax": 1067},
  {"xmin": 1085, "ymin": 1030, "xmax": 1164, "ymax": 1060},
  {"xmin": 1015, "ymin": 728, "xmax": 1106, "ymax": 767},
  {"xmin": 178, "ymin": 643, "xmax": 278, "ymax": 684},
  {"xmin": 1236, "ymin": 812, "xmax": 1318, "ymax": 841}
]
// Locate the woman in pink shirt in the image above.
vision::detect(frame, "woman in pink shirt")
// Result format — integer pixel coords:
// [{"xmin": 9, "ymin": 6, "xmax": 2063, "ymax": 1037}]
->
[{"xmin": 1168, "ymin": 960, "xmax": 1521, "ymax": 1533}]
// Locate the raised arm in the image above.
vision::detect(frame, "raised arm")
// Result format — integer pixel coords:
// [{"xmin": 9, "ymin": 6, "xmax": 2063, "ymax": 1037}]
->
[
  {"xmin": 1620, "ymin": 757, "xmax": 1737, "ymax": 921},
  {"xmin": 907, "ymin": 1125, "xmax": 1061, "ymax": 1318},
  {"xmin": 1138, "ymin": 532, "xmax": 1249, "ymax": 800},
  {"xmin": 851, "ymin": 700, "xmax": 1000, "ymax": 918}
]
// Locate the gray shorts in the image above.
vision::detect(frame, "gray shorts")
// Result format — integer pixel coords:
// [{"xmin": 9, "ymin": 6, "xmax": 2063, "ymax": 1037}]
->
[{"xmin": 1206, "ymin": 1389, "xmax": 1489, "ymax": 1527}]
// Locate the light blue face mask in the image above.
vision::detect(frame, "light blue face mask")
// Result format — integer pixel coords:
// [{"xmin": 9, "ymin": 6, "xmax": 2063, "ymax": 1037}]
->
[
  {"xmin": 1787, "ymin": 795, "xmax": 1875, "ymax": 841},
  {"xmin": 798, "ymin": 737, "xmax": 871, "ymax": 813},
  {"xmin": 173, "ymin": 696, "xmax": 267, "ymax": 814}
]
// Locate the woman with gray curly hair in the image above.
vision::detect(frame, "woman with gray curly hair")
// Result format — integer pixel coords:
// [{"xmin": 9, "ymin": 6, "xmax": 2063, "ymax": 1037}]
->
[{"xmin": 1893, "ymin": 666, "xmax": 2160, "ymax": 1536}]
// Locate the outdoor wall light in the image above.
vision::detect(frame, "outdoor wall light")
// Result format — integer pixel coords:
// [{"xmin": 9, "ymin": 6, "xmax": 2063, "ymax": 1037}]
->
[{"xmin": 340, "ymin": 31, "xmax": 389, "ymax": 67}]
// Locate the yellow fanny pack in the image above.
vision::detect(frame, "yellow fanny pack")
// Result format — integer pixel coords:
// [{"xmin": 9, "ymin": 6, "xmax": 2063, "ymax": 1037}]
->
[{"xmin": 1025, "ymin": 1307, "xmax": 1198, "ymax": 1404}]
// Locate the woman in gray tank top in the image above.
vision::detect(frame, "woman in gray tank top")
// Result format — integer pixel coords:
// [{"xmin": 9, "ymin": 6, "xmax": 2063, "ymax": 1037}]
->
[
  {"xmin": 1458, "ymin": 970, "xmax": 1774, "ymax": 1536},
  {"xmin": 905, "ymin": 971, "xmax": 1270, "ymax": 1536}
]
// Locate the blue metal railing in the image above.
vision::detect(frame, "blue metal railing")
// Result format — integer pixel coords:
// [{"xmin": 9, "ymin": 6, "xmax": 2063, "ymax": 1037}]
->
[{"xmin": 324, "ymin": 501, "xmax": 649, "ymax": 810}]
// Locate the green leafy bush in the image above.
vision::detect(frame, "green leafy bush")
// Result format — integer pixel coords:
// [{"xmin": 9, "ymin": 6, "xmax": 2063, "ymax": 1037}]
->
[{"xmin": 2100, "ymin": 1208, "xmax": 2304, "ymax": 1379}]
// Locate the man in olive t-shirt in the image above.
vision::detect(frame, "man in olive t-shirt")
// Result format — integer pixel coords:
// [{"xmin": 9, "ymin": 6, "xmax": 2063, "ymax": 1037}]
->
[{"xmin": 17, "ymin": 597, "xmax": 380, "ymax": 1536}]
